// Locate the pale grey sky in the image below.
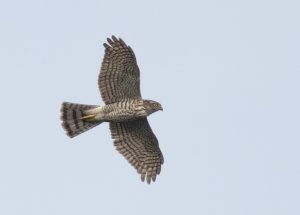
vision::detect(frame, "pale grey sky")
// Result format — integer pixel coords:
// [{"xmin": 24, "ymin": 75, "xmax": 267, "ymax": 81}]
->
[{"xmin": 0, "ymin": 0, "xmax": 299, "ymax": 214}]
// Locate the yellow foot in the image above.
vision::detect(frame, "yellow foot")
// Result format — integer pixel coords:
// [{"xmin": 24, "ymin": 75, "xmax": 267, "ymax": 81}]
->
[{"xmin": 80, "ymin": 114, "xmax": 95, "ymax": 121}]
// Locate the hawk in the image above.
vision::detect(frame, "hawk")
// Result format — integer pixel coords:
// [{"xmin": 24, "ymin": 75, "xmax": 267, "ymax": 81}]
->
[{"xmin": 60, "ymin": 36, "xmax": 164, "ymax": 184}]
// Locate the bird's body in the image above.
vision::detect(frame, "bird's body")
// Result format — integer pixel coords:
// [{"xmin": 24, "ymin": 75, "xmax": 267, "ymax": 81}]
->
[
  {"xmin": 92, "ymin": 99, "xmax": 162, "ymax": 122},
  {"xmin": 60, "ymin": 36, "xmax": 164, "ymax": 184},
  {"xmin": 87, "ymin": 100, "xmax": 147, "ymax": 122}
]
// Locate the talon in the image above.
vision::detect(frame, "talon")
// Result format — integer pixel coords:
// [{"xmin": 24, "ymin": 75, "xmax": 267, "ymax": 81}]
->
[{"xmin": 80, "ymin": 114, "xmax": 95, "ymax": 121}]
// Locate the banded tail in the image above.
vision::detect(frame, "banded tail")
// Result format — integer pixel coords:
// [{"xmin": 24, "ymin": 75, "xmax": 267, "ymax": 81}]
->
[{"xmin": 60, "ymin": 102, "xmax": 101, "ymax": 138}]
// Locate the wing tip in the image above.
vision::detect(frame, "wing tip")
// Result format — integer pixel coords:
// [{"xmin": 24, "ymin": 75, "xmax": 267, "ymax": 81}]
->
[
  {"xmin": 103, "ymin": 43, "xmax": 110, "ymax": 49},
  {"xmin": 103, "ymin": 35, "xmax": 127, "ymax": 48}
]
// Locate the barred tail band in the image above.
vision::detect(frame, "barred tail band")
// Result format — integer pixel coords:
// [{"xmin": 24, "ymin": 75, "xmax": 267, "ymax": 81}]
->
[{"xmin": 60, "ymin": 102, "xmax": 101, "ymax": 138}]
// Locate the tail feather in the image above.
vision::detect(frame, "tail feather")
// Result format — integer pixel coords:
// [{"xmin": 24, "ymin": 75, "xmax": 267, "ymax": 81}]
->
[{"xmin": 60, "ymin": 102, "xmax": 101, "ymax": 138}]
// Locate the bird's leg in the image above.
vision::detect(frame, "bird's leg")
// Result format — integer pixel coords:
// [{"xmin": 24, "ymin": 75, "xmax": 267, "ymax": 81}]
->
[{"xmin": 80, "ymin": 114, "xmax": 96, "ymax": 121}]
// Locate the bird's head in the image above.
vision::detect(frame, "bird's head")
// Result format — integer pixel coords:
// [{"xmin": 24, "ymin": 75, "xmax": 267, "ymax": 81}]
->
[{"xmin": 143, "ymin": 100, "xmax": 163, "ymax": 114}]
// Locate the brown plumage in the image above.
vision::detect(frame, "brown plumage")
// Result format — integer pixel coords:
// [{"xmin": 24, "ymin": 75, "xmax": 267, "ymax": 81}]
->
[
  {"xmin": 60, "ymin": 36, "xmax": 163, "ymax": 184},
  {"xmin": 99, "ymin": 36, "xmax": 141, "ymax": 104}
]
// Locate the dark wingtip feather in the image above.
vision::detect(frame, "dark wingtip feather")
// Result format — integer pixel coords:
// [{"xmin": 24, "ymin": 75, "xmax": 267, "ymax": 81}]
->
[
  {"xmin": 107, "ymin": 37, "xmax": 114, "ymax": 45},
  {"xmin": 112, "ymin": 35, "xmax": 118, "ymax": 42},
  {"xmin": 118, "ymin": 37, "xmax": 124, "ymax": 43},
  {"xmin": 103, "ymin": 43, "xmax": 110, "ymax": 49}
]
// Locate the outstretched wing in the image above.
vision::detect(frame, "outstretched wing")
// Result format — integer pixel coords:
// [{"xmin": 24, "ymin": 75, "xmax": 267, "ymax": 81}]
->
[
  {"xmin": 110, "ymin": 118, "xmax": 164, "ymax": 184},
  {"xmin": 99, "ymin": 36, "xmax": 141, "ymax": 104}
]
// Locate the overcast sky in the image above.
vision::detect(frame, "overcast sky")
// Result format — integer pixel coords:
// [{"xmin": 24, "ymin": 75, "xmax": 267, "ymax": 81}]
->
[{"xmin": 0, "ymin": 0, "xmax": 299, "ymax": 214}]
